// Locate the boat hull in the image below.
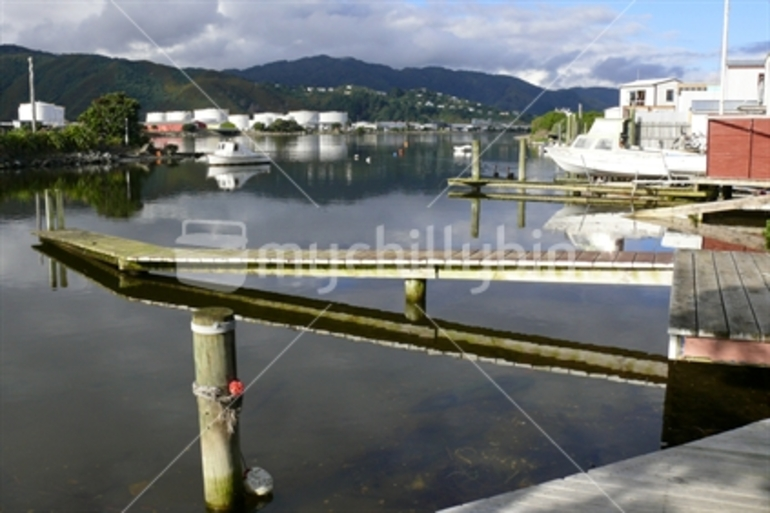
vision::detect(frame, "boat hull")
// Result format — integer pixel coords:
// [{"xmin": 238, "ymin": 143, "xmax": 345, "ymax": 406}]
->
[
  {"xmin": 546, "ymin": 146, "xmax": 705, "ymax": 178},
  {"xmin": 207, "ymin": 154, "xmax": 271, "ymax": 166}
]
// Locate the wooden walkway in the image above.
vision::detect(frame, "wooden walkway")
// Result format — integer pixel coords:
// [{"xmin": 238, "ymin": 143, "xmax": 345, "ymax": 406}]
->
[
  {"xmin": 668, "ymin": 250, "xmax": 770, "ymax": 365},
  {"xmin": 35, "ymin": 242, "xmax": 669, "ymax": 386},
  {"xmin": 439, "ymin": 419, "xmax": 770, "ymax": 513},
  {"xmin": 35, "ymin": 229, "xmax": 674, "ymax": 286}
]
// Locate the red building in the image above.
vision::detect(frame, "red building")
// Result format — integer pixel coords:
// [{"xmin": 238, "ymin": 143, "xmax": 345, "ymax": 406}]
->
[{"xmin": 707, "ymin": 117, "xmax": 770, "ymax": 180}]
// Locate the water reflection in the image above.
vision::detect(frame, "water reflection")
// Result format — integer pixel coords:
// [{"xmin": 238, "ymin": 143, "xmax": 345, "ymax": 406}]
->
[
  {"xmin": 544, "ymin": 205, "xmax": 665, "ymax": 252},
  {"xmin": 207, "ymin": 164, "xmax": 270, "ymax": 191}
]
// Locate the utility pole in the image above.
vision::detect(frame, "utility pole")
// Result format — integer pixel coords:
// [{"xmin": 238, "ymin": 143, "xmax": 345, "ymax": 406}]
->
[
  {"xmin": 719, "ymin": 0, "xmax": 730, "ymax": 115},
  {"xmin": 28, "ymin": 57, "xmax": 37, "ymax": 133}
]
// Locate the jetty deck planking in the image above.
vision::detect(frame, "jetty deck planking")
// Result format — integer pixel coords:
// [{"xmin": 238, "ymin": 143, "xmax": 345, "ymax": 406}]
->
[
  {"xmin": 439, "ymin": 419, "xmax": 770, "ymax": 513},
  {"xmin": 669, "ymin": 250, "xmax": 770, "ymax": 342},
  {"xmin": 35, "ymin": 229, "xmax": 674, "ymax": 286}
]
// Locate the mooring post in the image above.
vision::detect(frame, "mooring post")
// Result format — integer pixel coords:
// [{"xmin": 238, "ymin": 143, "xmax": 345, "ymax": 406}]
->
[
  {"xmin": 471, "ymin": 140, "xmax": 481, "ymax": 181},
  {"xmin": 35, "ymin": 192, "xmax": 41, "ymax": 231},
  {"xmin": 58, "ymin": 263, "xmax": 68, "ymax": 289},
  {"xmin": 55, "ymin": 189, "xmax": 65, "ymax": 230},
  {"xmin": 518, "ymin": 138, "xmax": 527, "ymax": 183},
  {"xmin": 44, "ymin": 189, "xmax": 54, "ymax": 230},
  {"xmin": 48, "ymin": 257, "xmax": 57, "ymax": 289},
  {"xmin": 404, "ymin": 279, "xmax": 427, "ymax": 321},
  {"xmin": 518, "ymin": 201, "xmax": 526, "ymax": 228},
  {"xmin": 471, "ymin": 197, "xmax": 480, "ymax": 239},
  {"xmin": 191, "ymin": 307, "xmax": 245, "ymax": 511}
]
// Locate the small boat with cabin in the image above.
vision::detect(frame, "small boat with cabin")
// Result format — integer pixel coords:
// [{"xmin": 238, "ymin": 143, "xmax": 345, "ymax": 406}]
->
[
  {"xmin": 545, "ymin": 119, "xmax": 706, "ymax": 179},
  {"xmin": 207, "ymin": 140, "xmax": 271, "ymax": 166}
]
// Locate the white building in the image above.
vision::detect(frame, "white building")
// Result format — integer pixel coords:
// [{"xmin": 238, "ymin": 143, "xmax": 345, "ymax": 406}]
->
[
  {"xmin": 166, "ymin": 111, "xmax": 193, "ymax": 123},
  {"xmin": 724, "ymin": 59, "xmax": 767, "ymax": 106},
  {"xmin": 619, "ymin": 78, "xmax": 681, "ymax": 110},
  {"xmin": 18, "ymin": 101, "xmax": 66, "ymax": 127},
  {"xmin": 146, "ymin": 112, "xmax": 167, "ymax": 123}
]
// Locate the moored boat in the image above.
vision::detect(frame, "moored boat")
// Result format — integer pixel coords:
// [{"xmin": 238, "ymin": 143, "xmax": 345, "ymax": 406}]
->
[
  {"xmin": 545, "ymin": 119, "xmax": 706, "ymax": 178},
  {"xmin": 207, "ymin": 140, "xmax": 271, "ymax": 166}
]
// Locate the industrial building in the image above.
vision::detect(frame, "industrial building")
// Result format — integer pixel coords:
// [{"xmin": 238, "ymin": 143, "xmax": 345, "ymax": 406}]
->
[{"xmin": 16, "ymin": 101, "xmax": 66, "ymax": 128}]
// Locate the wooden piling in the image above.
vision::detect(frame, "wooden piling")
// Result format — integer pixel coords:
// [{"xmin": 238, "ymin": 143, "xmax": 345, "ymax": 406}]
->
[
  {"xmin": 471, "ymin": 198, "xmax": 480, "ymax": 239},
  {"xmin": 44, "ymin": 189, "xmax": 53, "ymax": 230},
  {"xmin": 471, "ymin": 140, "xmax": 481, "ymax": 180},
  {"xmin": 518, "ymin": 138, "xmax": 527, "ymax": 182},
  {"xmin": 404, "ymin": 279, "xmax": 427, "ymax": 321},
  {"xmin": 55, "ymin": 190, "xmax": 65, "ymax": 230},
  {"xmin": 35, "ymin": 192, "xmax": 41, "ymax": 231},
  {"xmin": 191, "ymin": 307, "xmax": 245, "ymax": 511}
]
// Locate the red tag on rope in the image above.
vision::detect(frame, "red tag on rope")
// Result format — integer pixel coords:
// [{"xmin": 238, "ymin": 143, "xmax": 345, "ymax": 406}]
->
[{"xmin": 228, "ymin": 380, "xmax": 245, "ymax": 396}]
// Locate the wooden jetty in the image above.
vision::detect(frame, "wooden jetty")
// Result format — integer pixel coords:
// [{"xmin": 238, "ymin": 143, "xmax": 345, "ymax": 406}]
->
[
  {"xmin": 668, "ymin": 250, "xmax": 770, "ymax": 366},
  {"xmin": 34, "ymin": 229, "xmax": 675, "ymax": 288},
  {"xmin": 34, "ymin": 242, "xmax": 669, "ymax": 387},
  {"xmin": 447, "ymin": 178, "xmax": 707, "ymax": 207},
  {"xmin": 439, "ymin": 418, "xmax": 770, "ymax": 513}
]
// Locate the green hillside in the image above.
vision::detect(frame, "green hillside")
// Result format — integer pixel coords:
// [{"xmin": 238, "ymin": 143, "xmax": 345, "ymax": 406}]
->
[
  {"xmin": 0, "ymin": 46, "xmax": 299, "ymax": 120},
  {"xmin": 1, "ymin": 45, "xmax": 613, "ymax": 123}
]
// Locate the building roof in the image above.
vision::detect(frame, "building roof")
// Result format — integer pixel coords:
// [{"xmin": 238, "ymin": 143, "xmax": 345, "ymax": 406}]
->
[
  {"xmin": 620, "ymin": 77, "xmax": 681, "ymax": 88},
  {"xmin": 726, "ymin": 59, "xmax": 765, "ymax": 68}
]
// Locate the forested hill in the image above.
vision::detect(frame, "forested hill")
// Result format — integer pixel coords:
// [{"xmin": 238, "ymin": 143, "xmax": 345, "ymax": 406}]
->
[
  {"xmin": 1, "ymin": 45, "xmax": 616, "ymax": 122},
  {"xmin": 225, "ymin": 55, "xmax": 617, "ymax": 114}
]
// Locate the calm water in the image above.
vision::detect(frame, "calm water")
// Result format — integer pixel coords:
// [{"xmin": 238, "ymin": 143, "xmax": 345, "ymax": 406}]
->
[{"xmin": 1, "ymin": 133, "xmax": 766, "ymax": 512}]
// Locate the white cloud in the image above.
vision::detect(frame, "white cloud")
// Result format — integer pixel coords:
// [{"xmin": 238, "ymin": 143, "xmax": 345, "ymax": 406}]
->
[{"xmin": 1, "ymin": 0, "xmax": 740, "ymax": 87}]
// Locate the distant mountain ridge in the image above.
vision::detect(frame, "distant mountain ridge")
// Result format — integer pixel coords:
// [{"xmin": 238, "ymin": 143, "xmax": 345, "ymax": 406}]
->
[
  {"xmin": 0, "ymin": 45, "xmax": 617, "ymax": 121},
  {"xmin": 225, "ymin": 55, "xmax": 618, "ymax": 114}
]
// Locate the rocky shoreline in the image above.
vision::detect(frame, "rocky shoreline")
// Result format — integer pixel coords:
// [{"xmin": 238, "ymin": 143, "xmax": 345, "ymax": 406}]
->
[{"xmin": 0, "ymin": 149, "xmax": 201, "ymax": 171}]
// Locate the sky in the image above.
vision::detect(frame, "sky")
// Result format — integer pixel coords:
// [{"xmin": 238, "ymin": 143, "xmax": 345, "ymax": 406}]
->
[{"xmin": 1, "ymin": 0, "xmax": 768, "ymax": 88}]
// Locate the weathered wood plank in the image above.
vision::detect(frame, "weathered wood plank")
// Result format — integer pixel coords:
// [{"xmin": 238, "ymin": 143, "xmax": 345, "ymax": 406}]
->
[
  {"xmin": 733, "ymin": 252, "xmax": 770, "ymax": 339},
  {"xmin": 669, "ymin": 251, "xmax": 698, "ymax": 336},
  {"xmin": 693, "ymin": 251, "xmax": 729, "ymax": 338},
  {"xmin": 712, "ymin": 251, "xmax": 761, "ymax": 340},
  {"xmin": 751, "ymin": 252, "xmax": 770, "ymax": 290},
  {"xmin": 439, "ymin": 419, "xmax": 770, "ymax": 513}
]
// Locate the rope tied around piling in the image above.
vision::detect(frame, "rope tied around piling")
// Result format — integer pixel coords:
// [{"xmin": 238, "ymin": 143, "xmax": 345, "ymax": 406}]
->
[{"xmin": 192, "ymin": 382, "xmax": 242, "ymax": 434}]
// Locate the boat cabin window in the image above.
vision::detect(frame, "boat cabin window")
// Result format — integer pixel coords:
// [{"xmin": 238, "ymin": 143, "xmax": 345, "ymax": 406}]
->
[
  {"xmin": 573, "ymin": 137, "xmax": 593, "ymax": 149},
  {"xmin": 594, "ymin": 139, "xmax": 613, "ymax": 150},
  {"xmin": 233, "ymin": 143, "xmax": 239, "ymax": 151}
]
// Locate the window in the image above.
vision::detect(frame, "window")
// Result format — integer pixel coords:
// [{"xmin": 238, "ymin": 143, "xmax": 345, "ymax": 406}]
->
[
  {"xmin": 629, "ymin": 90, "xmax": 646, "ymax": 106},
  {"xmin": 666, "ymin": 89, "xmax": 675, "ymax": 102},
  {"xmin": 595, "ymin": 139, "xmax": 613, "ymax": 150},
  {"xmin": 573, "ymin": 137, "xmax": 593, "ymax": 149}
]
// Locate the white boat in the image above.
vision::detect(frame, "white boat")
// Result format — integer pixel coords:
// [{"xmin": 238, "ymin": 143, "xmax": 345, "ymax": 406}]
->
[
  {"xmin": 206, "ymin": 164, "xmax": 270, "ymax": 190},
  {"xmin": 206, "ymin": 140, "xmax": 271, "ymax": 166},
  {"xmin": 545, "ymin": 119, "xmax": 706, "ymax": 178}
]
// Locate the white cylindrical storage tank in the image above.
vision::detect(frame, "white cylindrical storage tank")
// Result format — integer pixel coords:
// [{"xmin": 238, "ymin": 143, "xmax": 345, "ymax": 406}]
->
[
  {"xmin": 319, "ymin": 111, "xmax": 348, "ymax": 126},
  {"xmin": 228, "ymin": 114, "xmax": 251, "ymax": 131},
  {"xmin": 166, "ymin": 111, "xmax": 192, "ymax": 123},
  {"xmin": 287, "ymin": 110, "xmax": 319, "ymax": 127},
  {"xmin": 194, "ymin": 108, "xmax": 228, "ymax": 123},
  {"xmin": 251, "ymin": 113, "xmax": 277, "ymax": 127},
  {"xmin": 146, "ymin": 112, "xmax": 167, "ymax": 123}
]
